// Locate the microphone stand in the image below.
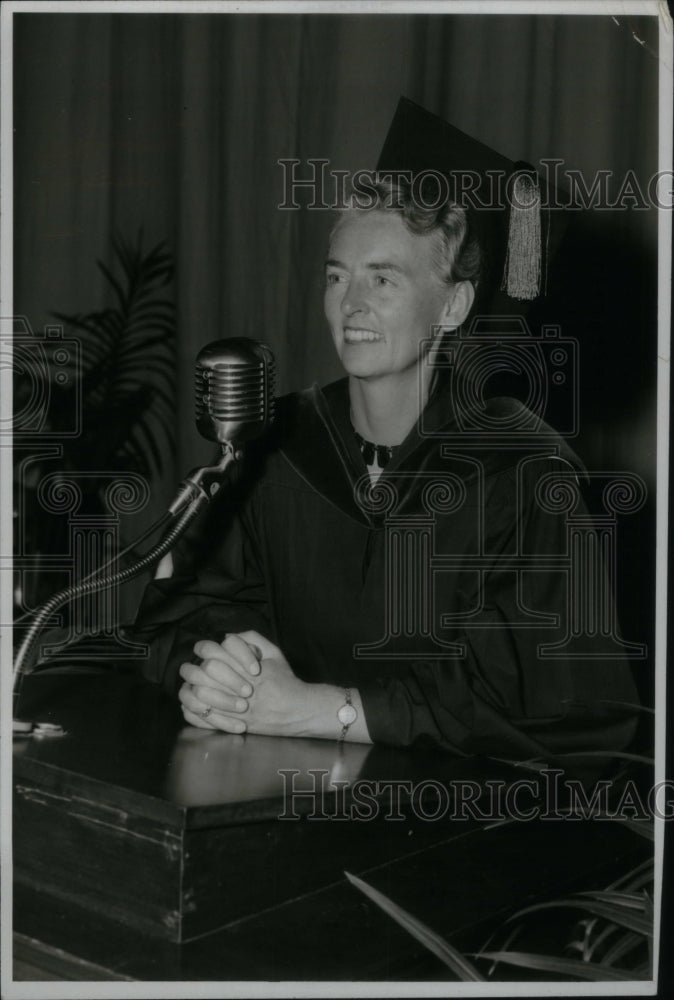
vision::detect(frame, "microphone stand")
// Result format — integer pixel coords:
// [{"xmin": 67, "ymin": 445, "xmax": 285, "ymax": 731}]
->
[{"xmin": 12, "ymin": 443, "xmax": 240, "ymax": 733}]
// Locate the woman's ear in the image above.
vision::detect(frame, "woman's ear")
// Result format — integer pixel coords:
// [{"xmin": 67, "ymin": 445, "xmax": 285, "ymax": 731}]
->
[{"xmin": 439, "ymin": 281, "xmax": 475, "ymax": 329}]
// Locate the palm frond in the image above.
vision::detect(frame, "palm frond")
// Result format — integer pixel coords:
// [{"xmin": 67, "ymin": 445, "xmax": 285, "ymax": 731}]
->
[
  {"xmin": 551, "ymin": 751, "xmax": 655, "ymax": 766},
  {"xmin": 96, "ymin": 261, "xmax": 128, "ymax": 310},
  {"xmin": 565, "ymin": 916, "xmax": 601, "ymax": 961},
  {"xmin": 613, "ymin": 817, "xmax": 655, "ymax": 841},
  {"xmin": 480, "ymin": 924, "xmax": 523, "ymax": 976},
  {"xmin": 600, "ymin": 930, "xmax": 645, "ymax": 967},
  {"xmin": 503, "ymin": 897, "xmax": 652, "ymax": 937},
  {"xmin": 619, "ymin": 864, "xmax": 654, "ymax": 893},
  {"xmin": 51, "ymin": 230, "xmax": 177, "ymax": 479},
  {"xmin": 581, "ymin": 920, "xmax": 618, "ymax": 962},
  {"xmin": 344, "ymin": 871, "xmax": 485, "ymax": 981},
  {"xmin": 577, "ymin": 890, "xmax": 649, "ymax": 910},
  {"xmin": 471, "ymin": 950, "xmax": 637, "ymax": 981}
]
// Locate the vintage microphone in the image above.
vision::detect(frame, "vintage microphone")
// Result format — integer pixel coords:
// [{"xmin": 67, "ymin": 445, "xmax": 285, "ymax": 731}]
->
[{"xmin": 13, "ymin": 338, "xmax": 276, "ymax": 730}]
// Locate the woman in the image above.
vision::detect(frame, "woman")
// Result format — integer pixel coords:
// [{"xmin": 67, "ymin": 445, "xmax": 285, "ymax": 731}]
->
[{"xmin": 132, "ymin": 177, "xmax": 639, "ymax": 758}]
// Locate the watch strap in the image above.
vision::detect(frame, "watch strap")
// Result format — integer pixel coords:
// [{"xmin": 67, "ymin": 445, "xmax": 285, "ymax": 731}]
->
[{"xmin": 337, "ymin": 688, "xmax": 356, "ymax": 742}]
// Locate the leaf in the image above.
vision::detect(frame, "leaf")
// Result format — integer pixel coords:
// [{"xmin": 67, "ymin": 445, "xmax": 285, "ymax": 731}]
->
[
  {"xmin": 138, "ymin": 258, "xmax": 174, "ymax": 285},
  {"xmin": 601, "ymin": 930, "xmax": 644, "ymax": 967},
  {"xmin": 567, "ymin": 916, "xmax": 599, "ymax": 961},
  {"xmin": 481, "ymin": 924, "xmax": 522, "ymax": 976},
  {"xmin": 482, "ymin": 817, "xmax": 515, "ymax": 831},
  {"xmin": 608, "ymin": 858, "xmax": 653, "ymax": 892},
  {"xmin": 624, "ymin": 870, "xmax": 654, "ymax": 893},
  {"xmin": 344, "ymin": 871, "xmax": 485, "ymax": 981},
  {"xmin": 584, "ymin": 921, "xmax": 619, "ymax": 962},
  {"xmin": 614, "ymin": 817, "xmax": 655, "ymax": 841},
  {"xmin": 551, "ymin": 751, "xmax": 655, "ymax": 766},
  {"xmin": 486, "ymin": 756, "xmax": 549, "ymax": 773},
  {"xmin": 643, "ymin": 890, "xmax": 654, "ymax": 972},
  {"xmin": 97, "ymin": 261, "xmax": 128, "ymax": 311},
  {"xmin": 577, "ymin": 890, "xmax": 648, "ymax": 911},
  {"xmin": 50, "ymin": 229, "xmax": 177, "ymax": 480},
  {"xmin": 471, "ymin": 950, "xmax": 636, "ymax": 981},
  {"xmin": 504, "ymin": 898, "xmax": 652, "ymax": 937}
]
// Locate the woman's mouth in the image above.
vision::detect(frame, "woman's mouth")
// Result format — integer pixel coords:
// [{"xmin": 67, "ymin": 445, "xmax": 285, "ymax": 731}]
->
[{"xmin": 343, "ymin": 328, "xmax": 383, "ymax": 344}]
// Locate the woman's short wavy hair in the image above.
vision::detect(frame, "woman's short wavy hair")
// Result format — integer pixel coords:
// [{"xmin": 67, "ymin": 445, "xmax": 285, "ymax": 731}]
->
[{"xmin": 331, "ymin": 174, "xmax": 482, "ymax": 291}]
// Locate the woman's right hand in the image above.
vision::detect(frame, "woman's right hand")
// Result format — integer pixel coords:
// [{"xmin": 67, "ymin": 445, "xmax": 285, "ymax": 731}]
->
[{"xmin": 177, "ymin": 634, "xmax": 261, "ymax": 732}]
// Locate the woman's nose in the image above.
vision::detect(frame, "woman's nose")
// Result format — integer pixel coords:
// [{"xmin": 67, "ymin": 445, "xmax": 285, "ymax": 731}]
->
[{"xmin": 341, "ymin": 279, "xmax": 369, "ymax": 317}]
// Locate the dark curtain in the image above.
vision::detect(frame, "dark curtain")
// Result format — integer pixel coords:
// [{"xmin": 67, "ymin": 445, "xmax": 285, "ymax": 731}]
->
[{"xmin": 13, "ymin": 11, "xmax": 660, "ymax": 647}]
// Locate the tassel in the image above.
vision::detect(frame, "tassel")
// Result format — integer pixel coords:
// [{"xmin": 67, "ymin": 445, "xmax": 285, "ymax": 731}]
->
[{"xmin": 503, "ymin": 171, "xmax": 542, "ymax": 301}]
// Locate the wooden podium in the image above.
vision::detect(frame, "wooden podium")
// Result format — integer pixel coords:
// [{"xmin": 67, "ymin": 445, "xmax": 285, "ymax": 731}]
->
[{"xmin": 12, "ymin": 671, "xmax": 650, "ymax": 982}]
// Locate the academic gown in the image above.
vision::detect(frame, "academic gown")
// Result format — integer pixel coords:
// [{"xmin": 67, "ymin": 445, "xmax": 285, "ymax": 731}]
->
[{"xmin": 131, "ymin": 376, "xmax": 639, "ymax": 760}]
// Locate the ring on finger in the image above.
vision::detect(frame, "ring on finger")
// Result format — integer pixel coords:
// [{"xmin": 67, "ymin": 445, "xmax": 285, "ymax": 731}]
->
[{"xmin": 200, "ymin": 706, "xmax": 213, "ymax": 720}]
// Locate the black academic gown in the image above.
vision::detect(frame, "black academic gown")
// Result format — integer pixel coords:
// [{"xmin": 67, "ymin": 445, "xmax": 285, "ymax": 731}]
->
[{"xmin": 131, "ymin": 376, "xmax": 639, "ymax": 760}]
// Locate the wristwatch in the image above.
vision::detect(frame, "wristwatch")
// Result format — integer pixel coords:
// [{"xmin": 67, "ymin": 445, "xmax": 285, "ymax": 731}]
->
[{"xmin": 337, "ymin": 688, "xmax": 357, "ymax": 742}]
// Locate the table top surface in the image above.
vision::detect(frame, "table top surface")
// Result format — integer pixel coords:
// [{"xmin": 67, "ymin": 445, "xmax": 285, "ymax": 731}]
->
[{"xmin": 14, "ymin": 668, "xmax": 527, "ymax": 829}]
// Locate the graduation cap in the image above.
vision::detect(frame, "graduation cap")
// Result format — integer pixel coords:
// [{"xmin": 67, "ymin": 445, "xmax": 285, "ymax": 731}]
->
[{"xmin": 376, "ymin": 97, "xmax": 566, "ymax": 313}]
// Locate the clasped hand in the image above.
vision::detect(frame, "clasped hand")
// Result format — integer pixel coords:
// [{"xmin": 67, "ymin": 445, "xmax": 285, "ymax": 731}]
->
[{"xmin": 178, "ymin": 630, "xmax": 314, "ymax": 737}]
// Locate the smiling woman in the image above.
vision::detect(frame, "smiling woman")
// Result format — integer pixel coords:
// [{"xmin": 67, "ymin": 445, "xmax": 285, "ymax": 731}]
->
[
  {"xmin": 324, "ymin": 181, "xmax": 477, "ymax": 448},
  {"xmin": 131, "ymin": 103, "xmax": 641, "ymax": 762}
]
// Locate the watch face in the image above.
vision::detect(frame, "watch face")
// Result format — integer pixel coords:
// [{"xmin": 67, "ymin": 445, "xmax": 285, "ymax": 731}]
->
[{"xmin": 338, "ymin": 703, "xmax": 357, "ymax": 727}]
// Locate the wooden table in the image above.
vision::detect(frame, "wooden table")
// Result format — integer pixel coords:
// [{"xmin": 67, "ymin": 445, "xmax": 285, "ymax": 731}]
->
[{"xmin": 12, "ymin": 670, "xmax": 651, "ymax": 982}]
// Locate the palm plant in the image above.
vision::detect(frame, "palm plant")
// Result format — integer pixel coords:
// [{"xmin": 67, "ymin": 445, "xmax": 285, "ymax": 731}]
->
[
  {"xmin": 50, "ymin": 230, "xmax": 176, "ymax": 482},
  {"xmin": 346, "ymin": 737, "xmax": 655, "ymax": 983},
  {"xmin": 472, "ymin": 853, "xmax": 654, "ymax": 981},
  {"xmin": 14, "ymin": 231, "xmax": 177, "ymax": 610},
  {"xmin": 347, "ymin": 829, "xmax": 653, "ymax": 982}
]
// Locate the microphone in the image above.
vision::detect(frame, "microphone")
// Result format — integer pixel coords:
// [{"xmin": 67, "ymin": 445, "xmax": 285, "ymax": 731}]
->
[
  {"xmin": 166, "ymin": 338, "xmax": 276, "ymax": 513},
  {"xmin": 13, "ymin": 338, "xmax": 276, "ymax": 719},
  {"xmin": 195, "ymin": 338, "xmax": 275, "ymax": 446}
]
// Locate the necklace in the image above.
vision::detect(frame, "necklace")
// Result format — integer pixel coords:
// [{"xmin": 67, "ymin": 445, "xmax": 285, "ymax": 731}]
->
[{"xmin": 353, "ymin": 429, "xmax": 398, "ymax": 469}]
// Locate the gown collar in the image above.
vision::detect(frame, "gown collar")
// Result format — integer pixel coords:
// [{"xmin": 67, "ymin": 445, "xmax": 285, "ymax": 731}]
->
[
  {"xmin": 276, "ymin": 368, "xmax": 584, "ymax": 525},
  {"xmin": 277, "ymin": 372, "xmax": 463, "ymax": 526}
]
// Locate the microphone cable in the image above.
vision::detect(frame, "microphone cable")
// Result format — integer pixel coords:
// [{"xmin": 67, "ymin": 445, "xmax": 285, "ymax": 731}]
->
[
  {"xmin": 12, "ymin": 491, "xmax": 205, "ymax": 705},
  {"xmin": 11, "ymin": 509, "xmax": 174, "ymax": 631}
]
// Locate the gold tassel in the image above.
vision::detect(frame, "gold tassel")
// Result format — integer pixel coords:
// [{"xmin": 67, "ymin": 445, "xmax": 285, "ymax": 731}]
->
[{"xmin": 502, "ymin": 171, "xmax": 542, "ymax": 301}]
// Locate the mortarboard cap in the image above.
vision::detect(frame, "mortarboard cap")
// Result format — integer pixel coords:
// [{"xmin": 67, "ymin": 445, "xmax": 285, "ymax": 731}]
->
[{"xmin": 376, "ymin": 97, "xmax": 566, "ymax": 314}]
